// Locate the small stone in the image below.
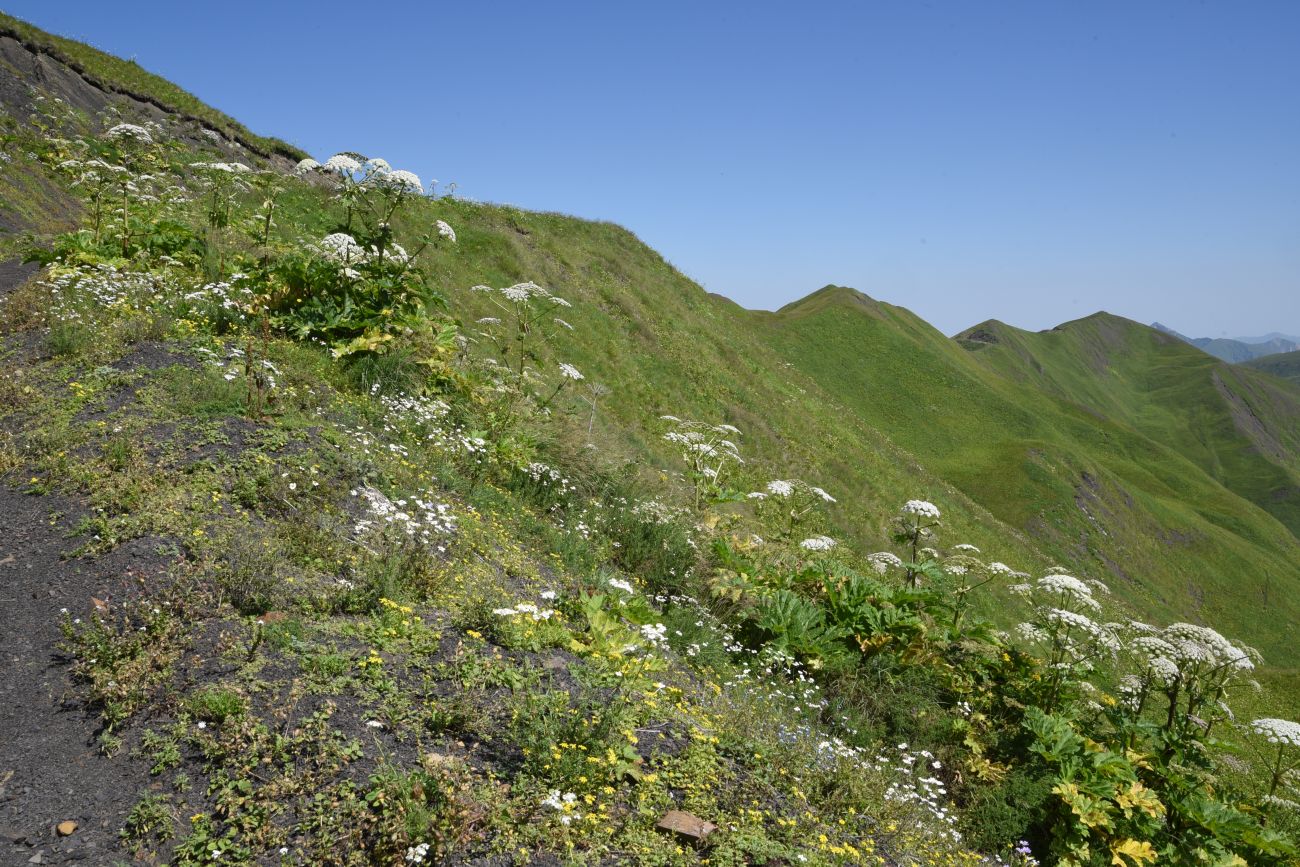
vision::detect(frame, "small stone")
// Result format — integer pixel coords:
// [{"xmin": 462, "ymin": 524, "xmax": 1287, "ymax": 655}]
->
[
  {"xmin": 541, "ymin": 655, "xmax": 567, "ymax": 671},
  {"xmin": 656, "ymin": 810, "xmax": 716, "ymax": 842},
  {"xmin": 57, "ymin": 821, "xmax": 77, "ymax": 837},
  {"xmin": 28, "ymin": 853, "xmax": 44, "ymax": 865}
]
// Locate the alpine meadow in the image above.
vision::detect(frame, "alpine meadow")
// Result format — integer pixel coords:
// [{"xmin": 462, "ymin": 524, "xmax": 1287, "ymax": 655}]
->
[{"xmin": 2, "ymin": 10, "xmax": 1300, "ymax": 867}]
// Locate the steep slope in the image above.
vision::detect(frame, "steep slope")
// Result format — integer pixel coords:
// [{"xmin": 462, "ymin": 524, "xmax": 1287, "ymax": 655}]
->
[
  {"xmin": 0, "ymin": 12, "xmax": 302, "ymax": 160},
  {"xmin": 753, "ymin": 289, "xmax": 1300, "ymax": 659},
  {"xmin": 1247, "ymin": 349, "xmax": 1300, "ymax": 386}
]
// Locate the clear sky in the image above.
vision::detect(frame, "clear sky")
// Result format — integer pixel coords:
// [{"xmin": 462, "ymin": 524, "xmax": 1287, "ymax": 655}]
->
[{"xmin": 7, "ymin": 1, "xmax": 1298, "ymax": 337}]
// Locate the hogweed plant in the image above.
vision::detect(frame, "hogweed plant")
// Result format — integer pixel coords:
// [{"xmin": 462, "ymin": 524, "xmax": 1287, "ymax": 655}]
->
[
  {"xmin": 746, "ymin": 478, "xmax": 836, "ymax": 540},
  {"xmin": 1115, "ymin": 620, "xmax": 1259, "ymax": 746},
  {"xmin": 659, "ymin": 415, "xmax": 744, "ymax": 511},
  {"xmin": 1010, "ymin": 574, "xmax": 1119, "ymax": 712},
  {"xmin": 893, "ymin": 499, "xmax": 942, "ymax": 589},
  {"xmin": 1246, "ymin": 719, "xmax": 1300, "ymax": 823},
  {"xmin": 468, "ymin": 280, "xmax": 574, "ymax": 379}
]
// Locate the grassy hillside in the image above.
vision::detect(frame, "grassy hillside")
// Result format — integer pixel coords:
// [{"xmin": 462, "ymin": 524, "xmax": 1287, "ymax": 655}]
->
[
  {"xmin": 959, "ymin": 313, "xmax": 1300, "ymax": 537},
  {"xmin": 1247, "ymin": 349, "xmax": 1300, "ymax": 386},
  {"xmin": 754, "ymin": 289, "xmax": 1300, "ymax": 660},
  {"xmin": 3, "ymin": 13, "xmax": 1300, "ymax": 866}
]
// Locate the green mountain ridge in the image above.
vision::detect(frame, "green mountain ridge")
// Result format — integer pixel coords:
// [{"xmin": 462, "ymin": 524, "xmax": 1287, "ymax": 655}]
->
[{"xmin": 750, "ymin": 291, "xmax": 1300, "ymax": 658}]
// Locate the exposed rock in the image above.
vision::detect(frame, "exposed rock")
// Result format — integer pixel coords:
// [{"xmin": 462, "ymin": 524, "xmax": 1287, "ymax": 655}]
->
[
  {"xmin": 56, "ymin": 821, "xmax": 76, "ymax": 836},
  {"xmin": 656, "ymin": 810, "xmax": 716, "ymax": 842}
]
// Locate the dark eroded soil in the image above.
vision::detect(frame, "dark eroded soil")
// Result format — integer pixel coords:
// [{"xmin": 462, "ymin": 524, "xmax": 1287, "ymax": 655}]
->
[{"xmin": 0, "ymin": 485, "xmax": 176, "ymax": 865}]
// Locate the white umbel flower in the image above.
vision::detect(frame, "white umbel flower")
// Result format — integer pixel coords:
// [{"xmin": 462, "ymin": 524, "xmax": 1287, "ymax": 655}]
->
[
  {"xmin": 558, "ymin": 363, "xmax": 584, "ymax": 381},
  {"xmin": 1251, "ymin": 719, "xmax": 1300, "ymax": 747},
  {"xmin": 435, "ymin": 219, "xmax": 456, "ymax": 241},
  {"xmin": 901, "ymin": 500, "xmax": 941, "ymax": 519},
  {"xmin": 800, "ymin": 535, "xmax": 837, "ymax": 552},
  {"xmin": 324, "ymin": 153, "xmax": 362, "ymax": 175},
  {"xmin": 105, "ymin": 123, "xmax": 153, "ymax": 144}
]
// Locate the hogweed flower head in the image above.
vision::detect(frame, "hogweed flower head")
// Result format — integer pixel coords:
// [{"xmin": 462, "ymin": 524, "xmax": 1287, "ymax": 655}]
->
[
  {"xmin": 800, "ymin": 535, "xmax": 837, "ymax": 552},
  {"xmin": 1252, "ymin": 719, "xmax": 1300, "ymax": 747},
  {"xmin": 323, "ymin": 153, "xmax": 362, "ymax": 175},
  {"xmin": 105, "ymin": 123, "xmax": 153, "ymax": 144},
  {"xmin": 901, "ymin": 500, "xmax": 941, "ymax": 520}
]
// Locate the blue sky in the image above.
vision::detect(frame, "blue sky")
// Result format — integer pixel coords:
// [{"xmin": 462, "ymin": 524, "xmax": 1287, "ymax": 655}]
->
[{"xmin": 8, "ymin": 1, "xmax": 1298, "ymax": 336}]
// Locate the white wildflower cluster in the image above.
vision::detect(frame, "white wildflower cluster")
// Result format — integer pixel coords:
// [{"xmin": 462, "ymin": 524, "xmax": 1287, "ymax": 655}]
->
[
  {"xmin": 105, "ymin": 122, "xmax": 154, "ymax": 144},
  {"xmin": 639, "ymin": 622, "xmax": 669, "ymax": 646},
  {"xmin": 1250, "ymin": 719, "xmax": 1300, "ymax": 747},
  {"xmin": 608, "ymin": 578, "xmax": 635, "ymax": 595},
  {"xmin": 316, "ymin": 153, "xmax": 425, "ymax": 194},
  {"xmin": 493, "ymin": 602, "xmax": 556, "ymax": 621},
  {"xmin": 523, "ymin": 462, "xmax": 576, "ymax": 499},
  {"xmin": 1036, "ymin": 573, "xmax": 1101, "ymax": 612},
  {"xmin": 39, "ymin": 263, "xmax": 189, "ymax": 324},
  {"xmin": 799, "ymin": 535, "xmax": 837, "ymax": 552},
  {"xmin": 323, "ymin": 153, "xmax": 361, "ymax": 174},
  {"xmin": 405, "ymin": 841, "xmax": 430, "ymax": 863},
  {"xmin": 194, "ymin": 345, "xmax": 280, "ymax": 388},
  {"xmin": 181, "ymin": 275, "xmax": 256, "ymax": 322},
  {"xmin": 470, "ymin": 280, "xmax": 571, "ymax": 308},
  {"xmin": 867, "ymin": 551, "xmax": 904, "ymax": 575},
  {"xmin": 557, "ymin": 362, "xmax": 584, "ymax": 381},
  {"xmin": 353, "ymin": 486, "xmax": 456, "ymax": 549},
  {"xmin": 318, "ymin": 231, "xmax": 371, "ymax": 278},
  {"xmin": 373, "ymin": 168, "xmax": 424, "ymax": 194},
  {"xmin": 748, "ymin": 478, "xmax": 835, "ymax": 510},
  {"xmin": 435, "ymin": 219, "xmax": 456, "ymax": 241},
  {"xmin": 542, "ymin": 790, "xmax": 581, "ymax": 825},
  {"xmin": 660, "ymin": 417, "xmax": 744, "ymax": 495},
  {"xmin": 901, "ymin": 499, "xmax": 941, "ymax": 520},
  {"xmin": 1012, "ymin": 570, "xmax": 1122, "ymax": 684},
  {"xmin": 191, "ymin": 160, "xmax": 252, "ymax": 173},
  {"xmin": 1043, "ymin": 608, "xmax": 1119, "ymax": 651},
  {"xmin": 629, "ymin": 499, "xmax": 689, "ymax": 527},
  {"xmin": 378, "ymin": 392, "xmax": 451, "ymax": 427},
  {"xmin": 1162, "ymin": 622, "xmax": 1257, "ymax": 673}
]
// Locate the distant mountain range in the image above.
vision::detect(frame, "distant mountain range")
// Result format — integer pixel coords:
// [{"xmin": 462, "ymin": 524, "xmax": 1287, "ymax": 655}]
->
[{"xmin": 1150, "ymin": 323, "xmax": 1298, "ymax": 363}]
